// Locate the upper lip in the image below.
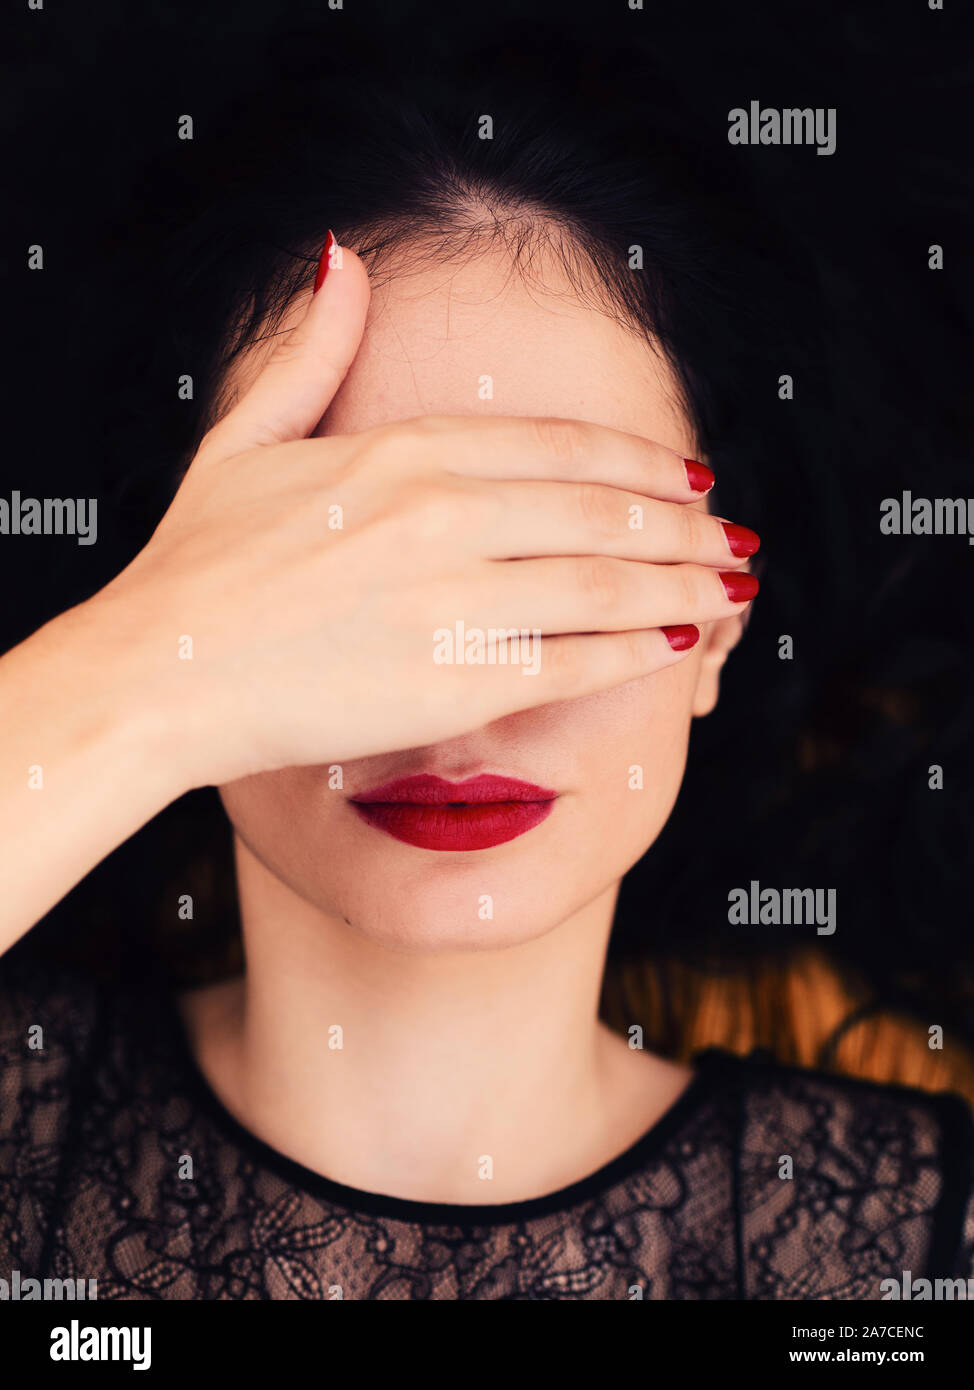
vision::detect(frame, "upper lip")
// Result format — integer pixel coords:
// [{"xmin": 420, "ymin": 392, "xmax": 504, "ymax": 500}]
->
[{"xmin": 350, "ymin": 774, "xmax": 558, "ymax": 805}]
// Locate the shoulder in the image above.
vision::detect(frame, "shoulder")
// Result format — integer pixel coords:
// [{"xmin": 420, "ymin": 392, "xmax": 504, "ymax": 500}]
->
[
  {"xmin": 694, "ymin": 1047, "xmax": 974, "ymax": 1298},
  {"xmin": 0, "ymin": 954, "xmax": 110, "ymax": 1167},
  {"xmin": 0, "ymin": 952, "xmax": 106, "ymax": 1104},
  {"xmin": 699, "ymin": 1045, "xmax": 974, "ymax": 1152},
  {"xmin": 0, "ymin": 954, "xmax": 110, "ymax": 1268},
  {"xmin": 0, "ymin": 952, "xmax": 176, "ymax": 1108}
]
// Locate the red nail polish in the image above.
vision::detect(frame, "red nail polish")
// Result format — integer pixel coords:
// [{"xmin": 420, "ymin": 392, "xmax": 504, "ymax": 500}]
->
[
  {"xmin": 719, "ymin": 571, "xmax": 760, "ymax": 602},
  {"xmin": 663, "ymin": 624, "xmax": 700, "ymax": 651},
  {"xmin": 684, "ymin": 459, "xmax": 714, "ymax": 493},
  {"xmin": 314, "ymin": 230, "xmax": 337, "ymax": 293},
  {"xmin": 721, "ymin": 521, "xmax": 761, "ymax": 558}
]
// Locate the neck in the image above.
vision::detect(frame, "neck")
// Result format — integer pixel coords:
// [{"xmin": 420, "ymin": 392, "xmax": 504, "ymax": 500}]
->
[{"xmin": 179, "ymin": 834, "xmax": 689, "ymax": 1205}]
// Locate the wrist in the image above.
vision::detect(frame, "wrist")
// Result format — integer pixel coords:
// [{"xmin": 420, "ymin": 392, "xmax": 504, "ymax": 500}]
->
[
  {"xmin": 0, "ymin": 596, "xmax": 197, "ymax": 937},
  {"xmin": 25, "ymin": 593, "xmax": 196, "ymax": 810}
]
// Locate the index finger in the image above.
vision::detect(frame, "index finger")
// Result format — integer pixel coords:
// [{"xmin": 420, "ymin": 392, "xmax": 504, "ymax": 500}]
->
[{"xmin": 413, "ymin": 414, "xmax": 714, "ymax": 502}]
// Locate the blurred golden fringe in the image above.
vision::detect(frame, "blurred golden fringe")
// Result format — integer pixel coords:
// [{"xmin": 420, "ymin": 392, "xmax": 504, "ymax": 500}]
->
[{"xmin": 602, "ymin": 948, "xmax": 974, "ymax": 1104}]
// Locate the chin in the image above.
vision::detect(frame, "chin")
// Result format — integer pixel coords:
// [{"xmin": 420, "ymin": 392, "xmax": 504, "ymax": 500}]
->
[
  {"xmin": 224, "ymin": 777, "xmax": 665, "ymax": 955},
  {"xmin": 321, "ymin": 857, "xmax": 579, "ymax": 954}
]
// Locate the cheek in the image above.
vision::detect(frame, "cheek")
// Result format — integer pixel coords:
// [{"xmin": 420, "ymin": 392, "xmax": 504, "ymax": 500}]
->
[
  {"xmin": 491, "ymin": 656, "xmax": 697, "ymax": 769},
  {"xmin": 218, "ymin": 766, "xmax": 347, "ymax": 893},
  {"xmin": 217, "ymin": 657, "xmax": 699, "ymax": 929},
  {"xmin": 485, "ymin": 657, "xmax": 699, "ymax": 845}
]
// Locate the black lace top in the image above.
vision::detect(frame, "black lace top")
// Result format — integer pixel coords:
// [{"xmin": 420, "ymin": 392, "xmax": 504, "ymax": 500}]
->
[{"xmin": 2, "ymin": 960, "xmax": 973, "ymax": 1301}]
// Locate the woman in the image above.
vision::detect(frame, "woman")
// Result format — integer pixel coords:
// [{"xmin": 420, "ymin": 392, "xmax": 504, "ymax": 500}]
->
[{"xmin": 2, "ymin": 28, "xmax": 972, "ymax": 1299}]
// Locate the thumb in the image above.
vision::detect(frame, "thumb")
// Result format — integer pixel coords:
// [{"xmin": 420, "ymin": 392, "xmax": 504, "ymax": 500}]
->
[{"xmin": 203, "ymin": 232, "xmax": 371, "ymax": 461}]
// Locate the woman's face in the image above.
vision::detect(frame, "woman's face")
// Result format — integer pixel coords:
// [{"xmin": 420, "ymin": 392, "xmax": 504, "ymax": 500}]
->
[{"xmin": 219, "ymin": 241, "xmax": 738, "ymax": 951}]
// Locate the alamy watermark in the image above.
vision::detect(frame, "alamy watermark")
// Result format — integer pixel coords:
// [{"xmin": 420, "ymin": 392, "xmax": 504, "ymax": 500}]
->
[
  {"xmin": 0, "ymin": 1268, "xmax": 97, "ymax": 1299},
  {"xmin": 880, "ymin": 1270, "xmax": 972, "ymax": 1300},
  {"xmin": 880, "ymin": 492, "xmax": 974, "ymax": 544},
  {"xmin": 433, "ymin": 620, "xmax": 542, "ymax": 675},
  {"xmin": 728, "ymin": 880, "xmax": 836, "ymax": 935},
  {"xmin": 50, "ymin": 1320, "xmax": 151, "ymax": 1372},
  {"xmin": 727, "ymin": 102, "xmax": 836, "ymax": 156},
  {"xmin": 0, "ymin": 491, "xmax": 97, "ymax": 545}
]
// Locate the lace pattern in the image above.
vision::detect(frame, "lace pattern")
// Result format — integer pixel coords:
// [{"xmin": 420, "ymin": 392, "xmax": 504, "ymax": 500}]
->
[{"xmin": 2, "ymin": 961, "xmax": 972, "ymax": 1300}]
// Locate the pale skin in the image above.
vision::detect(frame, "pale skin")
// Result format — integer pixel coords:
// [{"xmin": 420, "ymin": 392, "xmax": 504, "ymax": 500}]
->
[{"xmin": 0, "ymin": 234, "xmax": 755, "ymax": 1204}]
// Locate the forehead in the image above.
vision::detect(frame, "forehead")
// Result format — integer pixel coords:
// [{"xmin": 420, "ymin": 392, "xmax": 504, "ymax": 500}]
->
[{"xmin": 313, "ymin": 241, "xmax": 695, "ymax": 454}]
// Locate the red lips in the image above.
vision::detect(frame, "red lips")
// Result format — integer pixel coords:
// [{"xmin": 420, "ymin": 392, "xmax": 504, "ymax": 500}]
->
[{"xmin": 349, "ymin": 774, "xmax": 557, "ymax": 850}]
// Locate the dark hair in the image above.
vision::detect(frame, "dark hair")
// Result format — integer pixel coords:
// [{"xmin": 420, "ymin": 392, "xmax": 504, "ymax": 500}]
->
[{"xmin": 13, "ymin": 11, "xmax": 974, "ymax": 1071}]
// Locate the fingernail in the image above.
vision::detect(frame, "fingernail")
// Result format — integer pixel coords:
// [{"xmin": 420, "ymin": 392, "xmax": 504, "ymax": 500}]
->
[
  {"xmin": 314, "ymin": 230, "xmax": 337, "ymax": 293},
  {"xmin": 719, "ymin": 571, "xmax": 760, "ymax": 602},
  {"xmin": 684, "ymin": 459, "xmax": 715, "ymax": 493},
  {"xmin": 721, "ymin": 521, "xmax": 761, "ymax": 558},
  {"xmin": 663, "ymin": 624, "xmax": 700, "ymax": 651}
]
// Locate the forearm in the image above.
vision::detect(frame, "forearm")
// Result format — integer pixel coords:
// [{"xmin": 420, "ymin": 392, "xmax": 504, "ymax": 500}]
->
[{"xmin": 0, "ymin": 599, "xmax": 187, "ymax": 953}]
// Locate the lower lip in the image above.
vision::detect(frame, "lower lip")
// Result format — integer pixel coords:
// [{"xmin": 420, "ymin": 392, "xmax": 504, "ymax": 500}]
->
[{"xmin": 351, "ymin": 799, "xmax": 556, "ymax": 850}]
